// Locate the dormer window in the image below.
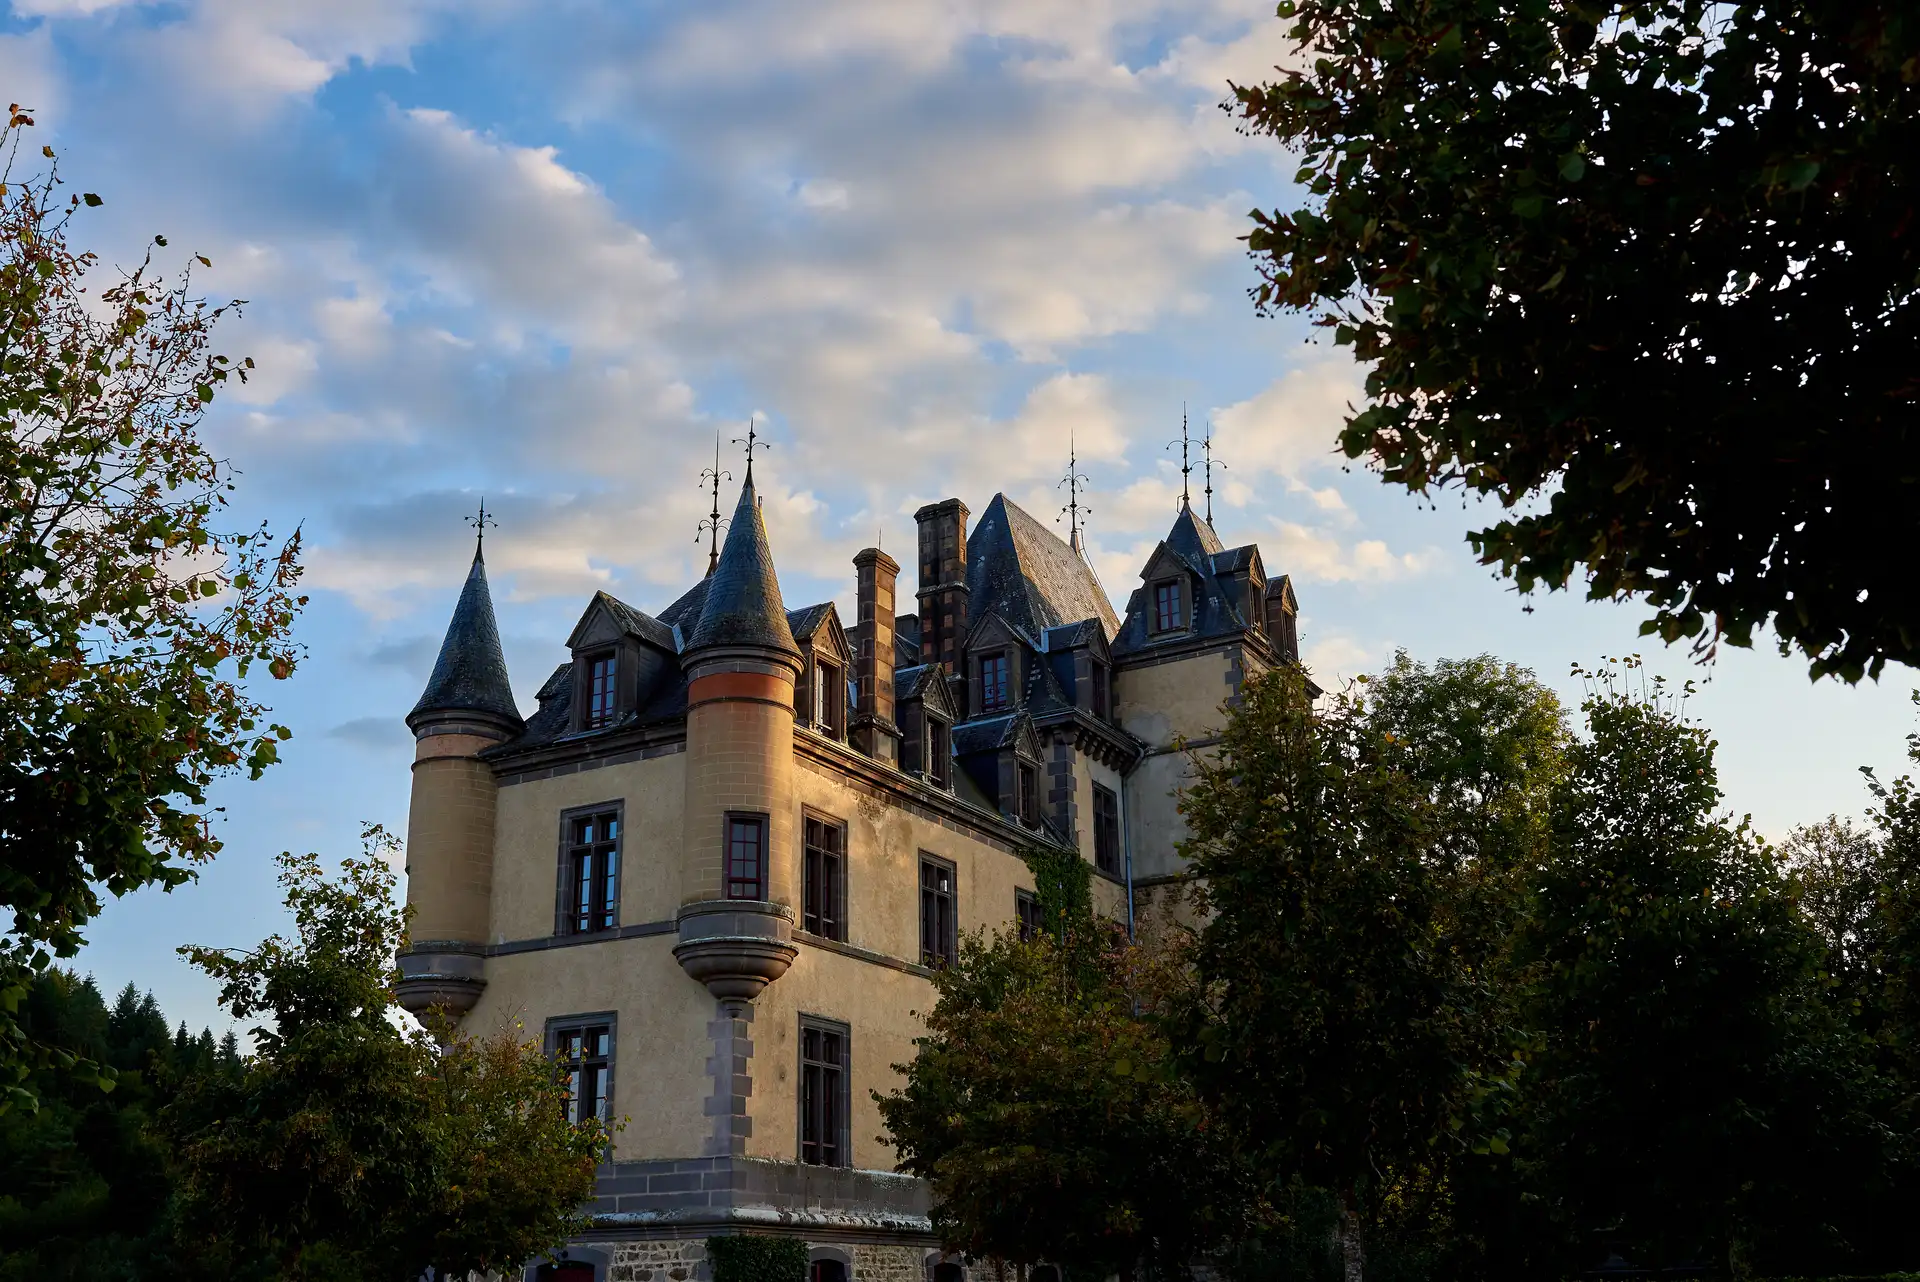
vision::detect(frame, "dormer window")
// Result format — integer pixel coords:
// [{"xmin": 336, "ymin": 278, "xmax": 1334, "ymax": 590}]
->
[
  {"xmin": 813, "ymin": 658, "xmax": 845, "ymax": 738},
  {"xmin": 927, "ymin": 716, "xmax": 951, "ymax": 789},
  {"xmin": 1091, "ymin": 660, "xmax": 1110, "ymax": 719},
  {"xmin": 585, "ymin": 651, "xmax": 618, "ymax": 728},
  {"xmin": 1017, "ymin": 761, "xmax": 1039, "ymax": 827},
  {"xmin": 980, "ymin": 652, "xmax": 1010, "ymax": 712},
  {"xmin": 1152, "ymin": 579, "xmax": 1185, "ymax": 633}
]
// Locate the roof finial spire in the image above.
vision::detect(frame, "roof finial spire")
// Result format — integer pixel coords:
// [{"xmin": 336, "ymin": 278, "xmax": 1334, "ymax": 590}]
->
[
  {"xmin": 733, "ymin": 417, "xmax": 769, "ymax": 484},
  {"xmin": 1167, "ymin": 404, "xmax": 1192, "ymax": 511},
  {"xmin": 1057, "ymin": 426, "xmax": 1092, "ymax": 555},
  {"xmin": 1202, "ymin": 420, "xmax": 1223, "ymax": 525},
  {"xmin": 698, "ymin": 432, "xmax": 732, "ymax": 577},
  {"xmin": 466, "ymin": 496, "xmax": 496, "ymax": 561}
]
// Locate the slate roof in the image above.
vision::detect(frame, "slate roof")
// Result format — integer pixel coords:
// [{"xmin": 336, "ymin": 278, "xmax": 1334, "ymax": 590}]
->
[
  {"xmin": 687, "ymin": 477, "xmax": 799, "ymax": 656},
  {"xmin": 657, "ymin": 576, "xmax": 710, "ymax": 631},
  {"xmin": 1111, "ymin": 504, "xmax": 1267, "ymax": 660},
  {"xmin": 952, "ymin": 713, "xmax": 1024, "ymax": 755},
  {"xmin": 894, "ymin": 663, "xmax": 942, "ymax": 703},
  {"xmin": 594, "ymin": 592, "xmax": 678, "ymax": 652},
  {"xmin": 965, "ymin": 494, "xmax": 1120, "ymax": 644},
  {"xmin": 786, "ymin": 602, "xmax": 835, "ymax": 644},
  {"xmin": 409, "ymin": 547, "xmax": 522, "ymax": 728}
]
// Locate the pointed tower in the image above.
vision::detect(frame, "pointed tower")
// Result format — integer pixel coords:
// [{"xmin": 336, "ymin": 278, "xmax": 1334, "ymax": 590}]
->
[
  {"xmin": 673, "ymin": 476, "xmax": 804, "ymax": 1009},
  {"xmin": 398, "ymin": 538, "xmax": 523, "ymax": 1019}
]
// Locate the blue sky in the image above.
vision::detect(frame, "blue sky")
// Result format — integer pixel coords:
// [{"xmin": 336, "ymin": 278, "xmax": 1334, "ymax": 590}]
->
[{"xmin": 9, "ymin": 0, "xmax": 1912, "ymax": 1035}]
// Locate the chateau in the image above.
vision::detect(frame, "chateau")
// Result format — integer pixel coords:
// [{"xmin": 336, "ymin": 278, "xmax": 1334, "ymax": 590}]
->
[{"xmin": 397, "ymin": 468, "xmax": 1304, "ymax": 1282}]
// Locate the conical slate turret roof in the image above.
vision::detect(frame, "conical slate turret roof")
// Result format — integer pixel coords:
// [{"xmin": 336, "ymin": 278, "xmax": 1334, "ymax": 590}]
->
[
  {"xmin": 687, "ymin": 476, "xmax": 799, "ymax": 655},
  {"xmin": 1165, "ymin": 501, "xmax": 1226, "ymax": 564},
  {"xmin": 409, "ymin": 544, "xmax": 522, "ymax": 729}
]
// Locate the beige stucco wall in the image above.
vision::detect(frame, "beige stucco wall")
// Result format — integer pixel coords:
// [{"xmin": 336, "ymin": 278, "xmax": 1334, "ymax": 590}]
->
[
  {"xmin": 1114, "ymin": 648, "xmax": 1235, "ymax": 749},
  {"xmin": 753, "ymin": 944, "xmax": 932, "ymax": 1170},
  {"xmin": 462, "ymin": 934, "xmax": 714, "ymax": 1162},
  {"xmin": 406, "ymin": 748, "xmax": 498, "ymax": 945},
  {"xmin": 793, "ymin": 746, "xmax": 1038, "ymax": 961},
  {"xmin": 490, "ymin": 750, "xmax": 688, "ymax": 944}
]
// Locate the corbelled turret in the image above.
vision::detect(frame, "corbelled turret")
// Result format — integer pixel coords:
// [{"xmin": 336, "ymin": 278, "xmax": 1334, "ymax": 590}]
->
[{"xmin": 399, "ymin": 533, "xmax": 520, "ymax": 1022}]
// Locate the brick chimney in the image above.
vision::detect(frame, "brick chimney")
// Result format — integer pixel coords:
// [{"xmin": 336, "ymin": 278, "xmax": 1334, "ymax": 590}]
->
[
  {"xmin": 851, "ymin": 546, "xmax": 901, "ymax": 765},
  {"xmin": 913, "ymin": 498, "xmax": 969, "ymax": 674}
]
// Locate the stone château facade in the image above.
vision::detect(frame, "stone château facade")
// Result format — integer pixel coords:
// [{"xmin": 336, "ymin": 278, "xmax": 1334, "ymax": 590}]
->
[{"xmin": 398, "ymin": 471, "xmax": 1304, "ymax": 1282}]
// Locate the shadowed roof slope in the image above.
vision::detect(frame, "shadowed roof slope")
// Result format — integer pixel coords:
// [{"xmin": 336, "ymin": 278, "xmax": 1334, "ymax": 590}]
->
[
  {"xmin": 409, "ymin": 547, "xmax": 522, "ymax": 728},
  {"xmin": 965, "ymin": 493, "xmax": 1120, "ymax": 642},
  {"xmin": 687, "ymin": 476, "xmax": 799, "ymax": 656}
]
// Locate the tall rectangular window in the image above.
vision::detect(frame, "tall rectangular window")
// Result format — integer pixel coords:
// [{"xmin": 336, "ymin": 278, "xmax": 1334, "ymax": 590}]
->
[
  {"xmin": 799, "ymin": 1017, "xmax": 849, "ymax": 1167},
  {"xmin": 726, "ymin": 814, "xmax": 767, "ymax": 900},
  {"xmin": 1015, "ymin": 889, "xmax": 1042, "ymax": 942},
  {"xmin": 1152, "ymin": 581, "xmax": 1184, "ymax": 633},
  {"xmin": 980, "ymin": 652, "xmax": 1009, "ymax": 712},
  {"xmin": 813, "ymin": 659, "xmax": 844, "ymax": 738},
  {"xmin": 804, "ymin": 815, "xmax": 845, "ymax": 941},
  {"xmin": 927, "ymin": 718, "xmax": 951, "ymax": 788},
  {"xmin": 1091, "ymin": 661, "xmax": 1110, "ymax": 718},
  {"xmin": 920, "ymin": 857, "xmax": 956, "ymax": 967},
  {"xmin": 1017, "ymin": 762, "xmax": 1039, "ymax": 827},
  {"xmin": 586, "ymin": 651, "xmax": 618, "ymax": 727},
  {"xmin": 564, "ymin": 808, "xmax": 621, "ymax": 934},
  {"xmin": 552, "ymin": 1020, "xmax": 612, "ymax": 1126},
  {"xmin": 1093, "ymin": 784, "xmax": 1121, "ymax": 875}
]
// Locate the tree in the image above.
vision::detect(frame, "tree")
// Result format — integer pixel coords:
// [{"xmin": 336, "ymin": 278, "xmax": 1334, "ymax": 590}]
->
[
  {"xmin": 0, "ymin": 109, "xmax": 305, "ymax": 1108},
  {"xmin": 1512, "ymin": 663, "xmax": 1887, "ymax": 1274},
  {"xmin": 169, "ymin": 829, "xmax": 608, "ymax": 1281},
  {"xmin": 879, "ymin": 888, "xmax": 1238, "ymax": 1279},
  {"xmin": 1236, "ymin": 0, "xmax": 1918, "ymax": 681},
  {"xmin": 1173, "ymin": 666, "xmax": 1507, "ymax": 1282}
]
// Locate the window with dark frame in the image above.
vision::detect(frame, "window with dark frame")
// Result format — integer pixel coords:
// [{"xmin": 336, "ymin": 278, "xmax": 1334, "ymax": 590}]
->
[
  {"xmin": 1017, "ymin": 761, "xmax": 1039, "ymax": 827},
  {"xmin": 927, "ymin": 717, "xmax": 951, "ymax": 787},
  {"xmin": 799, "ymin": 1018, "xmax": 848, "ymax": 1167},
  {"xmin": 552, "ymin": 1020, "xmax": 612, "ymax": 1126},
  {"xmin": 803, "ymin": 815, "xmax": 845, "ymax": 941},
  {"xmin": 585, "ymin": 651, "xmax": 618, "ymax": 727},
  {"xmin": 813, "ymin": 659, "xmax": 844, "ymax": 737},
  {"xmin": 920, "ymin": 857, "xmax": 956, "ymax": 967},
  {"xmin": 726, "ymin": 814, "xmax": 767, "ymax": 900},
  {"xmin": 564, "ymin": 808, "xmax": 621, "ymax": 934},
  {"xmin": 1015, "ymin": 889, "xmax": 1042, "ymax": 942},
  {"xmin": 1091, "ymin": 660, "xmax": 1109, "ymax": 718},
  {"xmin": 1093, "ymin": 784, "xmax": 1120, "ymax": 875},
  {"xmin": 1152, "ymin": 580, "xmax": 1185, "ymax": 633},
  {"xmin": 980, "ymin": 652, "xmax": 1010, "ymax": 712}
]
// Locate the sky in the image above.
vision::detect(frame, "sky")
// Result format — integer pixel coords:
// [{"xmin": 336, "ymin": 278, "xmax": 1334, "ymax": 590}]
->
[{"xmin": 10, "ymin": 0, "xmax": 1913, "ymax": 1035}]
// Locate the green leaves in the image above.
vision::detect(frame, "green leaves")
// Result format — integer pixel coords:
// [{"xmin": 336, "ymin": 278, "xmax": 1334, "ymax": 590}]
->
[{"xmin": 1236, "ymin": 0, "xmax": 1920, "ymax": 682}]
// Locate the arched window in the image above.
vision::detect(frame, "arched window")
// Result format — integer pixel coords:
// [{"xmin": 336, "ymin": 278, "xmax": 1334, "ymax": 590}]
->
[{"xmin": 811, "ymin": 1261, "xmax": 849, "ymax": 1282}]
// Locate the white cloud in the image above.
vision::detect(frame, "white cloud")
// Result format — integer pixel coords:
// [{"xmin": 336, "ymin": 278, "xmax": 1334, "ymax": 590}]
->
[
  {"xmin": 1268, "ymin": 521, "xmax": 1443, "ymax": 584},
  {"xmin": 1211, "ymin": 357, "xmax": 1366, "ymax": 484}
]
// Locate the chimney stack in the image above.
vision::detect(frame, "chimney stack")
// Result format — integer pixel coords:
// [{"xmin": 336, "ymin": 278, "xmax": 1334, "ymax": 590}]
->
[
  {"xmin": 851, "ymin": 547, "xmax": 901, "ymax": 765},
  {"xmin": 913, "ymin": 498, "xmax": 970, "ymax": 673}
]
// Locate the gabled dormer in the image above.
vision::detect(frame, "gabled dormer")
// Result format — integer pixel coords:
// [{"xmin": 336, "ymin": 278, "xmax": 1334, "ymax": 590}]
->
[
  {"xmin": 895, "ymin": 662, "xmax": 959, "ymax": 789},
  {"xmin": 1264, "ymin": 574, "xmax": 1300, "ymax": 664},
  {"xmin": 1042, "ymin": 619, "xmax": 1115, "ymax": 723},
  {"xmin": 953, "ymin": 711, "xmax": 1046, "ymax": 831},
  {"xmin": 789, "ymin": 601, "xmax": 854, "ymax": 742},
  {"xmin": 1210, "ymin": 544, "xmax": 1266, "ymax": 636},
  {"xmin": 1137, "ymin": 542, "xmax": 1202, "ymax": 641},
  {"xmin": 564, "ymin": 591, "xmax": 679, "ymax": 733},
  {"xmin": 962, "ymin": 611, "xmax": 1030, "ymax": 718}
]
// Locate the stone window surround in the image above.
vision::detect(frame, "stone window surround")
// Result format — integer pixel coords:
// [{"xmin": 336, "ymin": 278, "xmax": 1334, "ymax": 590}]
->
[
  {"xmin": 555, "ymin": 798, "xmax": 625, "ymax": 938},
  {"xmin": 724, "ymin": 811, "xmax": 770, "ymax": 901},
  {"xmin": 1149, "ymin": 576, "xmax": 1188, "ymax": 635},
  {"xmin": 800, "ymin": 808, "xmax": 848, "ymax": 942},
  {"xmin": 797, "ymin": 1013, "xmax": 852, "ymax": 1169},
  {"xmin": 918, "ymin": 853, "xmax": 958, "ymax": 968},
  {"xmin": 545, "ymin": 1009, "xmax": 618, "ymax": 1129}
]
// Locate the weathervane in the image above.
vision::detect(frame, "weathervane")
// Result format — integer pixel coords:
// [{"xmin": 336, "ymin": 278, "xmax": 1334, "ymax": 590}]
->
[
  {"xmin": 733, "ymin": 418, "xmax": 770, "ymax": 483},
  {"xmin": 1202, "ymin": 421, "xmax": 1223, "ymax": 525},
  {"xmin": 1167, "ymin": 404, "xmax": 1192, "ymax": 510},
  {"xmin": 698, "ymin": 433, "xmax": 732, "ymax": 576},
  {"xmin": 1056, "ymin": 428, "xmax": 1092, "ymax": 554},
  {"xmin": 466, "ymin": 496, "xmax": 496, "ymax": 557}
]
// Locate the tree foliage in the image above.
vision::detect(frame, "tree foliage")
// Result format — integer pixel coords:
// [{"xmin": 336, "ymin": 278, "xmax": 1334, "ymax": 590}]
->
[
  {"xmin": 0, "ymin": 109, "xmax": 305, "ymax": 1107},
  {"xmin": 879, "ymin": 911, "xmax": 1237, "ymax": 1279},
  {"xmin": 169, "ymin": 830, "xmax": 609, "ymax": 1282},
  {"xmin": 1236, "ymin": 0, "xmax": 1919, "ymax": 681},
  {"xmin": 1174, "ymin": 666, "xmax": 1511, "ymax": 1281}
]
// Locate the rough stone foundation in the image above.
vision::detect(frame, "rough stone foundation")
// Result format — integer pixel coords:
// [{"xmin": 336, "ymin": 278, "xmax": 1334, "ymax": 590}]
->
[{"xmin": 609, "ymin": 1239, "xmax": 708, "ymax": 1282}]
